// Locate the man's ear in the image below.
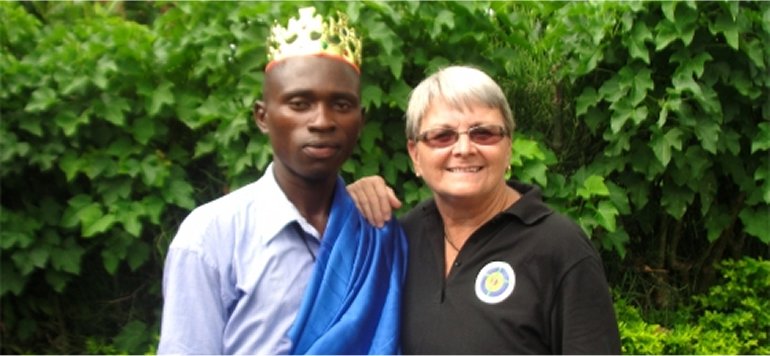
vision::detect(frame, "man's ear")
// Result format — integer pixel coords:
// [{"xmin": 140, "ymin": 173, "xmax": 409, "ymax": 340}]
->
[{"xmin": 253, "ymin": 100, "xmax": 268, "ymax": 133}]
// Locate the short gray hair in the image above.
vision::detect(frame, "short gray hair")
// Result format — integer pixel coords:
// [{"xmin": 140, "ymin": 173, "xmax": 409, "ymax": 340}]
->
[{"xmin": 405, "ymin": 65, "xmax": 515, "ymax": 140}]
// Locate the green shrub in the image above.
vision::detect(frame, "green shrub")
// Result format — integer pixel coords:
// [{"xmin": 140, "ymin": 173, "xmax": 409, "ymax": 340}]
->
[{"xmin": 617, "ymin": 257, "xmax": 770, "ymax": 354}]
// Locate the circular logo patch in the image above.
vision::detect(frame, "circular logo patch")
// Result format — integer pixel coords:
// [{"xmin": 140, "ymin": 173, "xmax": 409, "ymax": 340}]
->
[{"xmin": 475, "ymin": 261, "xmax": 515, "ymax": 304}]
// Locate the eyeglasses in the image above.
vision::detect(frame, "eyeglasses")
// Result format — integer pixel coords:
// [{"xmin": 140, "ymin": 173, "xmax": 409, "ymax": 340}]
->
[{"xmin": 414, "ymin": 125, "xmax": 508, "ymax": 148}]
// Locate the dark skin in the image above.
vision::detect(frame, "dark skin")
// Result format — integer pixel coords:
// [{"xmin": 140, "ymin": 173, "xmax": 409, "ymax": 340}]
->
[{"xmin": 254, "ymin": 55, "xmax": 362, "ymax": 234}]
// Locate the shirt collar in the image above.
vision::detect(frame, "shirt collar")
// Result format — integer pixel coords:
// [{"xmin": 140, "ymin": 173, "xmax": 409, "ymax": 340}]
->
[
  {"xmin": 501, "ymin": 180, "xmax": 553, "ymax": 225},
  {"xmin": 256, "ymin": 163, "xmax": 321, "ymax": 243},
  {"xmin": 416, "ymin": 180, "xmax": 553, "ymax": 226}
]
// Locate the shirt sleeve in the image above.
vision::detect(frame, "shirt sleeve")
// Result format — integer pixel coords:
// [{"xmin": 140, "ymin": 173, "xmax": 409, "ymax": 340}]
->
[
  {"xmin": 550, "ymin": 256, "xmax": 622, "ymax": 355},
  {"xmin": 158, "ymin": 222, "xmax": 228, "ymax": 355}
]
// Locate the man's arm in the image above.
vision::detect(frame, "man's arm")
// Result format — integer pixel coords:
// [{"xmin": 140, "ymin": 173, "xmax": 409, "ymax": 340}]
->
[
  {"xmin": 346, "ymin": 175, "xmax": 402, "ymax": 227},
  {"xmin": 158, "ymin": 218, "xmax": 228, "ymax": 355}
]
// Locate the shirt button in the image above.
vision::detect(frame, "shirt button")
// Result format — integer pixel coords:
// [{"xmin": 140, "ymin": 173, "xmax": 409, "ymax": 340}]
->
[{"xmin": 453, "ymin": 261, "xmax": 461, "ymax": 267}]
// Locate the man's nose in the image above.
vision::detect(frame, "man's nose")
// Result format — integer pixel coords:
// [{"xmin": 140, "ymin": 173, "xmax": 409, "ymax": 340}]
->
[{"xmin": 308, "ymin": 105, "xmax": 335, "ymax": 131}]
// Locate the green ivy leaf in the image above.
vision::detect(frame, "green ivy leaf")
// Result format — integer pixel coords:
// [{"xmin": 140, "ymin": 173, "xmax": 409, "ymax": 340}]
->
[
  {"xmin": 584, "ymin": 107, "xmax": 608, "ymax": 134},
  {"xmin": 705, "ymin": 209, "xmax": 731, "ymax": 242},
  {"xmin": 595, "ymin": 200, "xmax": 619, "ymax": 232},
  {"xmin": 751, "ymin": 123, "xmax": 770, "ymax": 153},
  {"xmin": 575, "ymin": 87, "xmax": 598, "ymax": 117},
  {"xmin": 50, "ymin": 238, "xmax": 85, "ymax": 274},
  {"xmin": 519, "ymin": 161, "xmax": 548, "ymax": 187},
  {"xmin": 694, "ymin": 119, "xmax": 721, "ymax": 154},
  {"xmin": 116, "ymin": 202, "xmax": 144, "ymax": 237},
  {"xmin": 61, "ymin": 75, "xmax": 89, "ymax": 96},
  {"xmin": 392, "ymin": 152, "xmax": 409, "ymax": 173},
  {"xmin": 365, "ymin": 17, "xmax": 396, "ymax": 55},
  {"xmin": 175, "ymin": 91, "xmax": 204, "ymax": 128},
  {"xmin": 24, "ymin": 87, "xmax": 57, "ymax": 113},
  {"xmin": 54, "ymin": 109, "xmax": 85, "ymax": 137},
  {"xmin": 101, "ymin": 95, "xmax": 131, "ymax": 126},
  {"xmin": 147, "ymin": 81, "xmax": 175, "ymax": 117},
  {"xmin": 661, "ymin": 182, "xmax": 695, "ymax": 220},
  {"xmin": 675, "ymin": 5, "xmax": 698, "ymax": 46},
  {"xmin": 432, "ymin": 10, "xmax": 455, "ymax": 39},
  {"xmin": 44, "ymin": 269, "xmax": 69, "ymax": 293},
  {"xmin": 94, "ymin": 57, "xmax": 118, "ymax": 90},
  {"xmin": 577, "ymin": 175, "xmax": 610, "ymax": 199},
  {"xmin": 18, "ymin": 115, "xmax": 42, "ymax": 136},
  {"xmin": 58, "ymin": 152, "xmax": 84, "ymax": 182},
  {"xmin": 709, "ymin": 11, "xmax": 740, "ymax": 50},
  {"xmin": 609, "ymin": 98, "xmax": 633, "ymax": 133},
  {"xmin": 672, "ymin": 50, "xmax": 713, "ymax": 79},
  {"xmin": 741, "ymin": 38, "xmax": 766, "ymax": 70},
  {"xmin": 382, "ymin": 51, "xmax": 404, "ymax": 79},
  {"xmin": 113, "ymin": 320, "xmax": 151, "ymax": 355},
  {"xmin": 654, "ymin": 20, "xmax": 678, "ymax": 51},
  {"xmin": 165, "ymin": 179, "xmax": 196, "ymax": 210},
  {"xmin": 513, "ymin": 137, "xmax": 546, "ymax": 161},
  {"xmin": 739, "ymin": 206, "xmax": 770, "ymax": 243},
  {"xmin": 11, "ymin": 247, "xmax": 48, "ymax": 276},
  {"xmin": 0, "ymin": 260, "xmax": 24, "ymax": 296},
  {"xmin": 661, "ymin": 1, "xmax": 678, "ymax": 22},
  {"xmin": 650, "ymin": 128, "xmax": 683, "ymax": 167},
  {"xmin": 630, "ymin": 68, "xmax": 653, "ymax": 106},
  {"xmin": 101, "ymin": 247, "xmax": 121, "ymax": 275},
  {"xmin": 83, "ymin": 213, "xmax": 116, "ymax": 238},
  {"xmin": 360, "ymin": 121, "xmax": 383, "ymax": 154},
  {"xmin": 601, "ymin": 230, "xmax": 629, "ymax": 259},
  {"xmin": 387, "ymin": 79, "xmax": 411, "ymax": 110},
  {"xmin": 142, "ymin": 196, "xmax": 166, "ymax": 225},
  {"xmin": 61, "ymin": 195, "xmax": 100, "ymax": 229},
  {"xmin": 83, "ymin": 154, "xmax": 117, "ymax": 180},
  {"xmin": 362, "ymin": 84, "xmax": 384, "ymax": 109},
  {"xmin": 627, "ymin": 21, "xmax": 652, "ymax": 64},
  {"xmin": 132, "ymin": 116, "xmax": 156, "ymax": 145},
  {"xmin": 598, "ymin": 74, "xmax": 626, "ymax": 104},
  {"xmin": 126, "ymin": 242, "xmax": 150, "ymax": 271}
]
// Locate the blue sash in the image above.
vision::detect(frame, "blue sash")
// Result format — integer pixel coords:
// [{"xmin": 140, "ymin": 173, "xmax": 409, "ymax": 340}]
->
[{"xmin": 288, "ymin": 177, "xmax": 408, "ymax": 355}]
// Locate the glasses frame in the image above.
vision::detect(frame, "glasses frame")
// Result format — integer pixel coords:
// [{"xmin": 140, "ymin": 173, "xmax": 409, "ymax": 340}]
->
[{"xmin": 414, "ymin": 124, "xmax": 509, "ymax": 148}]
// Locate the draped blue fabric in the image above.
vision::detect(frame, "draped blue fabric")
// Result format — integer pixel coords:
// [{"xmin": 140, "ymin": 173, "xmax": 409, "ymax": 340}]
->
[{"xmin": 288, "ymin": 177, "xmax": 408, "ymax": 355}]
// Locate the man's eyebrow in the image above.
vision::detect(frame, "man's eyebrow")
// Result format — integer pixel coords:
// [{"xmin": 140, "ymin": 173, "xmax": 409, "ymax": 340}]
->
[
  {"xmin": 279, "ymin": 89, "xmax": 359, "ymax": 101},
  {"xmin": 279, "ymin": 89, "xmax": 314, "ymax": 99},
  {"xmin": 330, "ymin": 92, "xmax": 359, "ymax": 102}
]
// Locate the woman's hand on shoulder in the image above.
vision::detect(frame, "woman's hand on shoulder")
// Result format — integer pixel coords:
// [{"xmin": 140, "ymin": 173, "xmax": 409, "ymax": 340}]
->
[{"xmin": 347, "ymin": 175, "xmax": 402, "ymax": 228}]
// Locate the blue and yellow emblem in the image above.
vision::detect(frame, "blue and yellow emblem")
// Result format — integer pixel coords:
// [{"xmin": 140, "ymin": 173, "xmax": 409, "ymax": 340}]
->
[{"xmin": 474, "ymin": 261, "xmax": 515, "ymax": 304}]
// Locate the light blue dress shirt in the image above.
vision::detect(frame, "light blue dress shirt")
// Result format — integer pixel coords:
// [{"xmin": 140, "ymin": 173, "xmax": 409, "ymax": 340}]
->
[{"xmin": 158, "ymin": 163, "xmax": 322, "ymax": 355}]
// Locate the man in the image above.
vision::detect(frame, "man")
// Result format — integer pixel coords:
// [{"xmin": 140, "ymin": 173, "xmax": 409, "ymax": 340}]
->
[{"xmin": 158, "ymin": 7, "xmax": 406, "ymax": 354}]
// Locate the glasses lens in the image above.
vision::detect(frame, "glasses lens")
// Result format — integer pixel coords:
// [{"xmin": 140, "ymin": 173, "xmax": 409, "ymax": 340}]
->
[
  {"xmin": 469, "ymin": 126, "xmax": 505, "ymax": 145},
  {"xmin": 426, "ymin": 129, "xmax": 458, "ymax": 147},
  {"xmin": 417, "ymin": 125, "xmax": 506, "ymax": 148}
]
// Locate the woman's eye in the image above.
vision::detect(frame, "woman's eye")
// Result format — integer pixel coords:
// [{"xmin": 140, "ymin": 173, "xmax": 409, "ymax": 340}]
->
[{"xmin": 432, "ymin": 131, "xmax": 456, "ymax": 142}]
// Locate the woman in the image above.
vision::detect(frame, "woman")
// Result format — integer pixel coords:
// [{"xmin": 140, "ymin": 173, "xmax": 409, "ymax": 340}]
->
[{"xmin": 348, "ymin": 65, "xmax": 620, "ymax": 354}]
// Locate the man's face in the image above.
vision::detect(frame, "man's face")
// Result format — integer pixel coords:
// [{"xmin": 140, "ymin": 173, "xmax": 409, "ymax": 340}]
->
[{"xmin": 255, "ymin": 56, "xmax": 362, "ymax": 184}]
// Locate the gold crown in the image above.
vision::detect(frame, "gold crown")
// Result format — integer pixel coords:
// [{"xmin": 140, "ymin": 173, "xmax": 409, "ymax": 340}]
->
[{"xmin": 266, "ymin": 7, "xmax": 362, "ymax": 73}]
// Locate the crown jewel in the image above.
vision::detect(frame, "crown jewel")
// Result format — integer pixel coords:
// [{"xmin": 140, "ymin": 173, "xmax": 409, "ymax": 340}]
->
[{"xmin": 267, "ymin": 7, "xmax": 362, "ymax": 73}]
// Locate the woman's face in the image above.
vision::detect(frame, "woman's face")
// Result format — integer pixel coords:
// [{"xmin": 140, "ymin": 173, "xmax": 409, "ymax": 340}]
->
[{"xmin": 407, "ymin": 98, "xmax": 511, "ymax": 202}]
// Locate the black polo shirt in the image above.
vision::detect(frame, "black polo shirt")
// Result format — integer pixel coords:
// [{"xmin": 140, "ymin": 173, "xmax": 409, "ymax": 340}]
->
[{"xmin": 400, "ymin": 180, "xmax": 621, "ymax": 354}]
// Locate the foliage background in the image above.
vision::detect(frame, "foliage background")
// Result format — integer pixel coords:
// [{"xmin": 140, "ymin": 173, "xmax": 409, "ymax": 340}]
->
[{"xmin": 1, "ymin": 1, "xmax": 768, "ymax": 354}]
